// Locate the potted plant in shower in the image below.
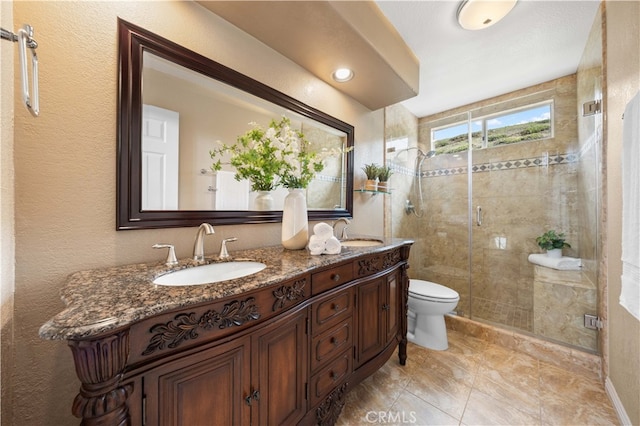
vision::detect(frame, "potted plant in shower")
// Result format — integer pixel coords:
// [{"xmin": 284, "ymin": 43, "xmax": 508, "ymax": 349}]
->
[
  {"xmin": 536, "ymin": 230, "xmax": 571, "ymax": 258},
  {"xmin": 362, "ymin": 163, "xmax": 379, "ymax": 191},
  {"xmin": 376, "ymin": 165, "xmax": 393, "ymax": 192}
]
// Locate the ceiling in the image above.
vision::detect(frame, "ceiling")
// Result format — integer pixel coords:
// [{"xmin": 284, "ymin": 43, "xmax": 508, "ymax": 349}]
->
[
  {"xmin": 198, "ymin": 1, "xmax": 420, "ymax": 110},
  {"xmin": 375, "ymin": 0, "xmax": 601, "ymax": 117},
  {"xmin": 199, "ymin": 1, "xmax": 601, "ymax": 118}
]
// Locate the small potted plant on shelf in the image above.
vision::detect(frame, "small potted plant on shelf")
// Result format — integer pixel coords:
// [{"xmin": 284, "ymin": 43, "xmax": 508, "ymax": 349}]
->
[
  {"xmin": 536, "ymin": 230, "xmax": 571, "ymax": 258},
  {"xmin": 362, "ymin": 163, "xmax": 379, "ymax": 191},
  {"xmin": 376, "ymin": 165, "xmax": 393, "ymax": 192}
]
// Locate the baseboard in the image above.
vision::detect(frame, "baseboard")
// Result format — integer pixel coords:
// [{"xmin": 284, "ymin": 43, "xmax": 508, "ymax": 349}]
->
[{"xmin": 605, "ymin": 377, "xmax": 632, "ymax": 425}]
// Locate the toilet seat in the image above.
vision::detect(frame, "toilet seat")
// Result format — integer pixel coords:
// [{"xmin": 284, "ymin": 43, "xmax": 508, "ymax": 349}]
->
[{"xmin": 409, "ymin": 280, "xmax": 459, "ymax": 302}]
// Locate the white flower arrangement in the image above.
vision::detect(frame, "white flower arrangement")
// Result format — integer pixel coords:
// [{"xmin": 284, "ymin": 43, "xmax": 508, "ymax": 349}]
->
[{"xmin": 210, "ymin": 116, "xmax": 350, "ymax": 190}]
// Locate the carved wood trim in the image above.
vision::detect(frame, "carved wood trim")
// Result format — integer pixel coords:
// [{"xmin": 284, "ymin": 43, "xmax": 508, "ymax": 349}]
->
[
  {"xmin": 357, "ymin": 249, "xmax": 401, "ymax": 276},
  {"xmin": 382, "ymin": 249, "xmax": 401, "ymax": 269},
  {"xmin": 142, "ymin": 297, "xmax": 261, "ymax": 355},
  {"xmin": 272, "ymin": 278, "xmax": 307, "ymax": 311},
  {"xmin": 316, "ymin": 382, "xmax": 348, "ymax": 426},
  {"xmin": 69, "ymin": 330, "xmax": 132, "ymax": 425},
  {"xmin": 357, "ymin": 257, "xmax": 380, "ymax": 275},
  {"xmin": 398, "ymin": 262, "xmax": 410, "ymax": 366}
]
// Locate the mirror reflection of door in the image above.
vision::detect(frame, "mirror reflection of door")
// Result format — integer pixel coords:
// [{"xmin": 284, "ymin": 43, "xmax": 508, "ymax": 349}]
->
[{"xmin": 142, "ymin": 104, "xmax": 179, "ymax": 210}]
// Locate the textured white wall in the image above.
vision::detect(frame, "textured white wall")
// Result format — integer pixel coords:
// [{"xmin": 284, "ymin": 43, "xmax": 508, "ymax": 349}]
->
[
  {"xmin": 1, "ymin": 1, "xmax": 15, "ymax": 424},
  {"xmin": 605, "ymin": 1, "xmax": 640, "ymax": 424}
]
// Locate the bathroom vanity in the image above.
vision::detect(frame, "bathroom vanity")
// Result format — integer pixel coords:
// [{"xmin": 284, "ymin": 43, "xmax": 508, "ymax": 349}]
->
[{"xmin": 40, "ymin": 239, "xmax": 412, "ymax": 425}]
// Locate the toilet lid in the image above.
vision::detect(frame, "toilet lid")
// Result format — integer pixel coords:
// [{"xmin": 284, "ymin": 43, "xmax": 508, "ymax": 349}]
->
[{"xmin": 409, "ymin": 279, "xmax": 459, "ymax": 300}]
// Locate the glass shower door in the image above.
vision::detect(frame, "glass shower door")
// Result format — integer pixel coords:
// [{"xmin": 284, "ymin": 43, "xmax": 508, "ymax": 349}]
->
[{"xmin": 417, "ymin": 112, "xmax": 472, "ymax": 317}]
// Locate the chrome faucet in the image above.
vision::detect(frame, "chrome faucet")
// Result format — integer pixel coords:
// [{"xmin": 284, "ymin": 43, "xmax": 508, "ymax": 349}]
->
[
  {"xmin": 219, "ymin": 237, "xmax": 237, "ymax": 260},
  {"xmin": 193, "ymin": 223, "xmax": 215, "ymax": 263},
  {"xmin": 332, "ymin": 218, "xmax": 351, "ymax": 239}
]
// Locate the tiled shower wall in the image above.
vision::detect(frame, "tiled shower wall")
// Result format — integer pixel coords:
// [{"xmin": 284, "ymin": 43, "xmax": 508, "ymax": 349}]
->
[{"xmin": 387, "ymin": 75, "xmax": 600, "ymax": 352}]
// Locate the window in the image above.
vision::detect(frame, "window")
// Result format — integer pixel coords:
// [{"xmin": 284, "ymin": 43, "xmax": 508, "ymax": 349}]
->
[{"xmin": 432, "ymin": 101, "xmax": 553, "ymax": 155}]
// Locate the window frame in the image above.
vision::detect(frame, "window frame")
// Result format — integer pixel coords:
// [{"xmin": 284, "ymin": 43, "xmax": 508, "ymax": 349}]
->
[{"xmin": 431, "ymin": 100, "xmax": 554, "ymax": 153}]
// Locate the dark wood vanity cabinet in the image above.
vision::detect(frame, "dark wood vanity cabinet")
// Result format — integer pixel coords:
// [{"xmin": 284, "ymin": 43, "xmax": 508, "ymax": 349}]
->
[
  {"xmin": 355, "ymin": 270, "xmax": 400, "ymax": 368},
  {"xmin": 140, "ymin": 308, "xmax": 308, "ymax": 426},
  {"xmin": 62, "ymin": 244, "xmax": 411, "ymax": 426}
]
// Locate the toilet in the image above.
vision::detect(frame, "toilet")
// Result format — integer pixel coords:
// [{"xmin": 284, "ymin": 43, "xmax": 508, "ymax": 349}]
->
[{"xmin": 408, "ymin": 279, "xmax": 460, "ymax": 350}]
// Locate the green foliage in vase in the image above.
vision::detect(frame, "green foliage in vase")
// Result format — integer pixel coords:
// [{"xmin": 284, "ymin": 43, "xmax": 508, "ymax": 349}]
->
[
  {"xmin": 536, "ymin": 230, "xmax": 571, "ymax": 250},
  {"xmin": 210, "ymin": 117, "xmax": 350, "ymax": 191},
  {"xmin": 362, "ymin": 163, "xmax": 380, "ymax": 180}
]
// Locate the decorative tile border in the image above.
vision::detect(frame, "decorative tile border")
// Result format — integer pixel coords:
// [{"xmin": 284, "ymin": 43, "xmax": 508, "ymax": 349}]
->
[{"xmin": 389, "ymin": 152, "xmax": 578, "ymax": 178}]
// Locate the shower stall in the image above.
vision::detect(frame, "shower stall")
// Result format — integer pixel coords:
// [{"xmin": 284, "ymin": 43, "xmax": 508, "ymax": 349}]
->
[{"xmin": 387, "ymin": 76, "xmax": 602, "ymax": 354}]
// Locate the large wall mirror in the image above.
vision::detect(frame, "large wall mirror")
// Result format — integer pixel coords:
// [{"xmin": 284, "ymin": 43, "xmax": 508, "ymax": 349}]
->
[{"xmin": 117, "ymin": 19, "xmax": 354, "ymax": 230}]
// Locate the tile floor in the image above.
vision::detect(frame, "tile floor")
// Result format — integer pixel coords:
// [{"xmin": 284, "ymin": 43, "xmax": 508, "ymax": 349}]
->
[
  {"xmin": 338, "ymin": 330, "xmax": 619, "ymax": 425},
  {"xmin": 472, "ymin": 297, "xmax": 533, "ymax": 332}
]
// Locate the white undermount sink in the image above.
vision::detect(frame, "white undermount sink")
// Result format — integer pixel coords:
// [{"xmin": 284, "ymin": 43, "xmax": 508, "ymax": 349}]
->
[
  {"xmin": 340, "ymin": 238, "xmax": 384, "ymax": 247},
  {"xmin": 153, "ymin": 261, "xmax": 266, "ymax": 286}
]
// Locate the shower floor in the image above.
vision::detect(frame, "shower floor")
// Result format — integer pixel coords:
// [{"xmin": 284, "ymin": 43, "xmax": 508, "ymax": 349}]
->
[{"xmin": 472, "ymin": 297, "xmax": 533, "ymax": 332}]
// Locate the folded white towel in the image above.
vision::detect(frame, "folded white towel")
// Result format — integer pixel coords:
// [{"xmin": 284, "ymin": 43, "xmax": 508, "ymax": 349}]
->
[
  {"xmin": 324, "ymin": 236, "xmax": 342, "ymax": 255},
  {"xmin": 308, "ymin": 234, "xmax": 326, "ymax": 255},
  {"xmin": 313, "ymin": 222, "xmax": 334, "ymax": 240},
  {"xmin": 620, "ymin": 91, "xmax": 640, "ymax": 320},
  {"xmin": 527, "ymin": 253, "xmax": 582, "ymax": 271},
  {"xmin": 621, "ymin": 263, "xmax": 640, "ymax": 321}
]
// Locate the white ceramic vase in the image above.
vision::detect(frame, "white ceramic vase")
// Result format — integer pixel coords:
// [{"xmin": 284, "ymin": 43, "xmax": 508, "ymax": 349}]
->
[
  {"xmin": 546, "ymin": 248, "xmax": 562, "ymax": 258},
  {"xmin": 254, "ymin": 191, "xmax": 274, "ymax": 211},
  {"xmin": 281, "ymin": 188, "xmax": 309, "ymax": 250}
]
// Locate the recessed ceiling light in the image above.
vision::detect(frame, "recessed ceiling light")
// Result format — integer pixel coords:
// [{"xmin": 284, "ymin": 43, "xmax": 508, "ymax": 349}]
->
[
  {"xmin": 457, "ymin": 0, "xmax": 517, "ymax": 31},
  {"xmin": 332, "ymin": 68, "xmax": 354, "ymax": 83}
]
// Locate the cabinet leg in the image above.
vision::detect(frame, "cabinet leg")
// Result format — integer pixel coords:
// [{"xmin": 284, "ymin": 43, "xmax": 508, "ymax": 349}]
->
[
  {"xmin": 69, "ymin": 330, "xmax": 132, "ymax": 425},
  {"xmin": 398, "ymin": 339, "xmax": 407, "ymax": 366}
]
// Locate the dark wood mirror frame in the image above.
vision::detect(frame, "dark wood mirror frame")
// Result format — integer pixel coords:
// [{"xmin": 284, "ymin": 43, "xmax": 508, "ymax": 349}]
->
[{"xmin": 117, "ymin": 19, "xmax": 354, "ymax": 230}]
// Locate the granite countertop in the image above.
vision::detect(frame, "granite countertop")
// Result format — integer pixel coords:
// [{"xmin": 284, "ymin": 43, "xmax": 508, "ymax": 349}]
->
[{"xmin": 39, "ymin": 237, "xmax": 412, "ymax": 341}]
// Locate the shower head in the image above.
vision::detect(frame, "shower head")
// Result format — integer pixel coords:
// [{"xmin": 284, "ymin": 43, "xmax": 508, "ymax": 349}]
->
[{"xmin": 391, "ymin": 146, "xmax": 430, "ymax": 161}]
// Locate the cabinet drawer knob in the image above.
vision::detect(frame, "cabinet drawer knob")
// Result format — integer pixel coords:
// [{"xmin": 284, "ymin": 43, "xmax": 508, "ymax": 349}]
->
[
  {"xmin": 245, "ymin": 389, "xmax": 260, "ymax": 405},
  {"xmin": 331, "ymin": 274, "xmax": 341, "ymax": 282},
  {"xmin": 332, "ymin": 304, "xmax": 340, "ymax": 311},
  {"xmin": 382, "ymin": 304, "xmax": 390, "ymax": 311},
  {"xmin": 330, "ymin": 336, "xmax": 338, "ymax": 345},
  {"xmin": 330, "ymin": 371, "xmax": 338, "ymax": 381}
]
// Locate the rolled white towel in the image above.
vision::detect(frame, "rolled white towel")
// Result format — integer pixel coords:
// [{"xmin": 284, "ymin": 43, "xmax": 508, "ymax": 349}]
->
[
  {"xmin": 527, "ymin": 253, "xmax": 581, "ymax": 270},
  {"xmin": 308, "ymin": 234, "xmax": 326, "ymax": 255},
  {"xmin": 313, "ymin": 222, "xmax": 334, "ymax": 240},
  {"xmin": 324, "ymin": 236, "xmax": 342, "ymax": 255}
]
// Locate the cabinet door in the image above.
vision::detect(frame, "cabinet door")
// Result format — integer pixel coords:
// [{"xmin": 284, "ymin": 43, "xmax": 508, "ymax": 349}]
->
[
  {"xmin": 144, "ymin": 337, "xmax": 251, "ymax": 426},
  {"xmin": 253, "ymin": 309, "xmax": 308, "ymax": 426},
  {"xmin": 356, "ymin": 276, "xmax": 386, "ymax": 367}
]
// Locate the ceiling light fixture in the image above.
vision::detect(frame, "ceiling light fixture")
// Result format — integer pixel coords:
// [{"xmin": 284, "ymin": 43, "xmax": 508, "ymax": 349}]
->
[
  {"xmin": 332, "ymin": 68, "xmax": 354, "ymax": 83},
  {"xmin": 457, "ymin": 0, "xmax": 517, "ymax": 30}
]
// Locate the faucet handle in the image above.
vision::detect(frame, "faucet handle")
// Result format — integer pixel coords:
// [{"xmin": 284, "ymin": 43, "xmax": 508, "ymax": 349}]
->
[
  {"xmin": 153, "ymin": 244, "xmax": 178, "ymax": 266},
  {"xmin": 340, "ymin": 226, "xmax": 349, "ymax": 240},
  {"xmin": 219, "ymin": 237, "xmax": 238, "ymax": 260}
]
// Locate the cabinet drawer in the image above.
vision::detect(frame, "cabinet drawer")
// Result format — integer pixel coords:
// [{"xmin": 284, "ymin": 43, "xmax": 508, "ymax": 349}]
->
[
  {"xmin": 311, "ymin": 319, "xmax": 352, "ymax": 372},
  {"xmin": 312, "ymin": 288, "xmax": 353, "ymax": 333},
  {"xmin": 309, "ymin": 350, "xmax": 352, "ymax": 407},
  {"xmin": 311, "ymin": 263, "xmax": 353, "ymax": 295}
]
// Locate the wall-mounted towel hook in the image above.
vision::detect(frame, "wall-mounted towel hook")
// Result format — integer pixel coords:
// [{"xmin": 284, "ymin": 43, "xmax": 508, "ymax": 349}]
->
[{"xmin": 1, "ymin": 24, "xmax": 39, "ymax": 117}]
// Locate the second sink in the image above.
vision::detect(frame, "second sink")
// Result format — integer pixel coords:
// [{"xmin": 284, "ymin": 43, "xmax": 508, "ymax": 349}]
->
[
  {"xmin": 340, "ymin": 238, "xmax": 384, "ymax": 247},
  {"xmin": 153, "ymin": 261, "xmax": 266, "ymax": 286}
]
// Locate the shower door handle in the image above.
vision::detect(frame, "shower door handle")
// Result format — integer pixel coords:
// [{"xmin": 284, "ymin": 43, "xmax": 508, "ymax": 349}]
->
[{"xmin": 476, "ymin": 206, "xmax": 482, "ymax": 226}]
